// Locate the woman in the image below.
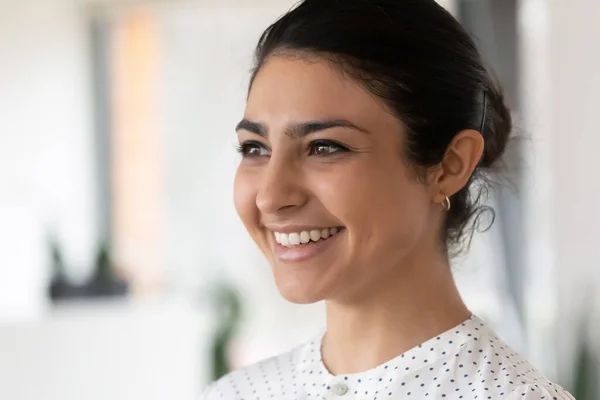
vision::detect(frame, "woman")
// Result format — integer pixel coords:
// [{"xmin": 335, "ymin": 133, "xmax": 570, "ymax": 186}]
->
[{"xmin": 202, "ymin": 0, "xmax": 574, "ymax": 399}]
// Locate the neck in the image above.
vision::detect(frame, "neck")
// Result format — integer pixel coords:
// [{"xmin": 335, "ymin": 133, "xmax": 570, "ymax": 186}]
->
[{"xmin": 321, "ymin": 254, "xmax": 469, "ymax": 375}]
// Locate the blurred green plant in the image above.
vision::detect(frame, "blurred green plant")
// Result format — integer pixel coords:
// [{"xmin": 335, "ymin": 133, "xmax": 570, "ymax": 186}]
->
[
  {"xmin": 210, "ymin": 281, "xmax": 243, "ymax": 381},
  {"xmin": 47, "ymin": 235, "xmax": 127, "ymax": 300},
  {"xmin": 87, "ymin": 240, "xmax": 128, "ymax": 297},
  {"xmin": 571, "ymin": 298, "xmax": 599, "ymax": 400},
  {"xmin": 95, "ymin": 240, "xmax": 111, "ymax": 277},
  {"xmin": 48, "ymin": 234, "xmax": 78, "ymax": 300},
  {"xmin": 572, "ymin": 336, "xmax": 599, "ymax": 400},
  {"xmin": 49, "ymin": 234, "xmax": 67, "ymax": 280}
]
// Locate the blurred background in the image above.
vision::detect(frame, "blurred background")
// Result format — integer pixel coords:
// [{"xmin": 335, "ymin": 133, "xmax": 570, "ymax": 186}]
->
[{"xmin": 0, "ymin": 0, "xmax": 598, "ymax": 399}]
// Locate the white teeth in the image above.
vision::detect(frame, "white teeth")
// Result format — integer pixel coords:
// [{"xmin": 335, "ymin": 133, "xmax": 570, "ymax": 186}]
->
[
  {"xmin": 300, "ymin": 231, "xmax": 310, "ymax": 244},
  {"xmin": 288, "ymin": 233, "xmax": 300, "ymax": 245},
  {"xmin": 274, "ymin": 227, "xmax": 342, "ymax": 247},
  {"xmin": 310, "ymin": 230, "xmax": 321, "ymax": 242}
]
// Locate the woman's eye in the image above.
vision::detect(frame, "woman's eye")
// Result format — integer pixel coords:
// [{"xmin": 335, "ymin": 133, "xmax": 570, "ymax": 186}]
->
[
  {"xmin": 309, "ymin": 140, "xmax": 348, "ymax": 156},
  {"xmin": 237, "ymin": 141, "xmax": 271, "ymax": 158}
]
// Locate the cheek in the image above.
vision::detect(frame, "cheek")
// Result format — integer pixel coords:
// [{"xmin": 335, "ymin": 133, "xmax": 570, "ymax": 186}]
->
[
  {"xmin": 311, "ymin": 161, "xmax": 429, "ymax": 244},
  {"xmin": 233, "ymin": 167, "xmax": 258, "ymax": 228}
]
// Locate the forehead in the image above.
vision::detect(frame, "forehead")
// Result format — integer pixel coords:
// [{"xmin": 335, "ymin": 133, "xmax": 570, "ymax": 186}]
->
[{"xmin": 245, "ymin": 55, "xmax": 390, "ymax": 125}]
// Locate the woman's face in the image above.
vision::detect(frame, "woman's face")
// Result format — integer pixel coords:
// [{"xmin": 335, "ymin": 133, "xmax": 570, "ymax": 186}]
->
[{"xmin": 234, "ymin": 55, "xmax": 439, "ymax": 304}]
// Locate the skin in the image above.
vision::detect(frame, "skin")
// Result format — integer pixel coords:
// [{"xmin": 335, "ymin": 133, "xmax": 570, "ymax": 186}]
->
[{"xmin": 234, "ymin": 55, "xmax": 485, "ymax": 375}]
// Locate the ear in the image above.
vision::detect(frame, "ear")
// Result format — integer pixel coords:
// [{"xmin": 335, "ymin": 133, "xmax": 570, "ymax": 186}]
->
[{"xmin": 428, "ymin": 129, "xmax": 484, "ymax": 204}]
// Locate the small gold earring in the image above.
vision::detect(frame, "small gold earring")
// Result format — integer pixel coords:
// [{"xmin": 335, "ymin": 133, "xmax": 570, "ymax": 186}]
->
[{"xmin": 442, "ymin": 196, "xmax": 451, "ymax": 212}]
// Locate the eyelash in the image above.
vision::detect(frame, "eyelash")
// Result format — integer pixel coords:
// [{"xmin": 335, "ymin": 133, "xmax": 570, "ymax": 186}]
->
[
  {"xmin": 235, "ymin": 140, "xmax": 267, "ymax": 157},
  {"xmin": 236, "ymin": 139, "xmax": 350, "ymax": 158}
]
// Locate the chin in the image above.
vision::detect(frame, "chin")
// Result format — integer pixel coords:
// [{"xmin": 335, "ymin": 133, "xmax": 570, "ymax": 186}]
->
[
  {"xmin": 274, "ymin": 277, "xmax": 328, "ymax": 304},
  {"xmin": 262, "ymin": 233, "xmax": 347, "ymax": 303},
  {"xmin": 278, "ymin": 289, "xmax": 324, "ymax": 305}
]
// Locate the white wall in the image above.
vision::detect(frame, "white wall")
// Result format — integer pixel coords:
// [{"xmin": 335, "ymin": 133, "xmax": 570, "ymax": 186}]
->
[
  {"xmin": 547, "ymin": 0, "xmax": 600, "ymax": 383},
  {"xmin": 520, "ymin": 0, "xmax": 600, "ymax": 384},
  {"xmin": 0, "ymin": 0, "xmax": 99, "ymax": 321}
]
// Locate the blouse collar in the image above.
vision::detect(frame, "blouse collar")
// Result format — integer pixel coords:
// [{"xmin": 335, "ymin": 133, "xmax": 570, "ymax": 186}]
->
[{"xmin": 295, "ymin": 314, "xmax": 492, "ymax": 397}]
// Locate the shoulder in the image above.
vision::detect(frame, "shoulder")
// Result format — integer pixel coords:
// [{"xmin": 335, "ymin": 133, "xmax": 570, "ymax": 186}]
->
[
  {"xmin": 464, "ymin": 320, "xmax": 575, "ymax": 399},
  {"xmin": 199, "ymin": 334, "xmax": 318, "ymax": 400},
  {"xmin": 505, "ymin": 383, "xmax": 576, "ymax": 399}
]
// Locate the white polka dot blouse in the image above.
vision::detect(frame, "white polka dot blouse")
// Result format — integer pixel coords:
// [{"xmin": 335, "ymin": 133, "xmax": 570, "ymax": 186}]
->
[{"xmin": 200, "ymin": 315, "xmax": 575, "ymax": 399}]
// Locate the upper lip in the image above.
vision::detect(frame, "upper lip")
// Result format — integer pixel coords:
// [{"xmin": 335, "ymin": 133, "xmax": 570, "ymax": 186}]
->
[{"xmin": 263, "ymin": 224, "xmax": 343, "ymax": 233}]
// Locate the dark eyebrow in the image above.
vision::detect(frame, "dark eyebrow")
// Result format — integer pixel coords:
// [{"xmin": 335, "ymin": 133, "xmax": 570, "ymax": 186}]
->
[
  {"xmin": 235, "ymin": 118, "xmax": 369, "ymax": 138},
  {"xmin": 290, "ymin": 119, "xmax": 370, "ymax": 138},
  {"xmin": 235, "ymin": 119, "xmax": 267, "ymax": 137}
]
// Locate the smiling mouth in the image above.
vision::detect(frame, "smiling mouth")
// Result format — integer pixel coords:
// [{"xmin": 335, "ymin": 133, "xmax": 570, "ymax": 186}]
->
[{"xmin": 273, "ymin": 227, "xmax": 345, "ymax": 248}]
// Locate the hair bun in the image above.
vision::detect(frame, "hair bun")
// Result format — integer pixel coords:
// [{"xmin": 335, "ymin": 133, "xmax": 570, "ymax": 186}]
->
[{"xmin": 480, "ymin": 82, "xmax": 512, "ymax": 169}]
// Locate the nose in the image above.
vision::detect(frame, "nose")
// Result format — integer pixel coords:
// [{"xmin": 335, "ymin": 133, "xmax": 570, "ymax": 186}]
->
[{"xmin": 255, "ymin": 155, "xmax": 308, "ymax": 214}]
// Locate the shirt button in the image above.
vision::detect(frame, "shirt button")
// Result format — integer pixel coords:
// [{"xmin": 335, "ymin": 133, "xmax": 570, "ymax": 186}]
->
[{"xmin": 332, "ymin": 382, "xmax": 348, "ymax": 396}]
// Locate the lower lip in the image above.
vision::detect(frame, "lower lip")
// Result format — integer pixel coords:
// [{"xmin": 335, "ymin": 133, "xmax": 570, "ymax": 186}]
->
[{"xmin": 272, "ymin": 229, "xmax": 345, "ymax": 262}]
